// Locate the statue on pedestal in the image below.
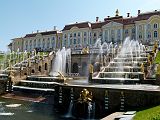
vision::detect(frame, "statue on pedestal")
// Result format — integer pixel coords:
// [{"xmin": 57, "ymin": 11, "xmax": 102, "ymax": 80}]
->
[
  {"xmin": 78, "ymin": 88, "xmax": 92, "ymax": 103},
  {"xmin": 88, "ymin": 64, "xmax": 93, "ymax": 82}
]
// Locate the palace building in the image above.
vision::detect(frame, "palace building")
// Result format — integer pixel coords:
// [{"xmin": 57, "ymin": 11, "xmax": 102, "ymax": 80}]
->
[
  {"xmin": 10, "ymin": 28, "xmax": 62, "ymax": 52},
  {"xmin": 62, "ymin": 9, "xmax": 160, "ymax": 50},
  {"xmin": 9, "ymin": 9, "xmax": 160, "ymax": 52}
]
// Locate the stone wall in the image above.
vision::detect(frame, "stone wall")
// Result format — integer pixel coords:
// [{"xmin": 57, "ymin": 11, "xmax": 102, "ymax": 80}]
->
[
  {"xmin": 54, "ymin": 85, "xmax": 160, "ymax": 118},
  {"xmin": 0, "ymin": 80, "xmax": 7, "ymax": 94}
]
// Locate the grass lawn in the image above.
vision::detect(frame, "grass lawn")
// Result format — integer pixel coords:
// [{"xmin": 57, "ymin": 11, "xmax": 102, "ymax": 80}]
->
[
  {"xmin": 133, "ymin": 105, "xmax": 160, "ymax": 120},
  {"xmin": 154, "ymin": 51, "xmax": 160, "ymax": 64}
]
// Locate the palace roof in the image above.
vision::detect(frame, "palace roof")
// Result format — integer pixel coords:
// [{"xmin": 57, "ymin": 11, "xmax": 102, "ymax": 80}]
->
[
  {"xmin": 62, "ymin": 22, "xmax": 91, "ymax": 31},
  {"xmin": 24, "ymin": 30, "xmax": 58, "ymax": 38}
]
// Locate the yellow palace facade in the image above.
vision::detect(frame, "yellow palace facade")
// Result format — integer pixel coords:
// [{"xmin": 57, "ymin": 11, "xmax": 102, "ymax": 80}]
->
[
  {"xmin": 9, "ymin": 10, "xmax": 160, "ymax": 52},
  {"xmin": 62, "ymin": 10, "xmax": 160, "ymax": 49}
]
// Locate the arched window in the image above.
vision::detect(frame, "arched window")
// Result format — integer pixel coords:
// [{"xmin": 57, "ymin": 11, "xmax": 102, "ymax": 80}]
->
[
  {"xmin": 39, "ymin": 66, "xmax": 41, "ymax": 72},
  {"xmin": 64, "ymin": 34, "xmax": 67, "ymax": 38},
  {"xmin": 132, "ymin": 28, "xmax": 135, "ymax": 33},
  {"xmin": 70, "ymin": 33, "xmax": 72, "ymax": 38},
  {"xmin": 94, "ymin": 33, "xmax": 97, "ymax": 37},
  {"xmin": 78, "ymin": 32, "xmax": 80, "ymax": 37},
  {"xmin": 154, "ymin": 31, "xmax": 158, "ymax": 38},
  {"xmin": 45, "ymin": 63, "xmax": 47, "ymax": 70},
  {"xmin": 139, "ymin": 32, "xmax": 142, "ymax": 39},
  {"xmin": 74, "ymin": 39, "xmax": 76, "ymax": 44},
  {"xmin": 154, "ymin": 23, "xmax": 158, "ymax": 29},
  {"xmin": 72, "ymin": 63, "xmax": 78, "ymax": 73}
]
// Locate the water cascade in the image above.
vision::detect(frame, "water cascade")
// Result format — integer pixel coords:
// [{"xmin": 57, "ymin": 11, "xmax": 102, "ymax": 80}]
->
[
  {"xmin": 50, "ymin": 47, "xmax": 71, "ymax": 76},
  {"xmin": 65, "ymin": 88, "xmax": 74, "ymax": 118},
  {"xmin": 92, "ymin": 37, "xmax": 148, "ymax": 84}
]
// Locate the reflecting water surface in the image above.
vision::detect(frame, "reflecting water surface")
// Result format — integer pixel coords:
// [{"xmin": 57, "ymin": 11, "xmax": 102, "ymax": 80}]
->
[{"xmin": 0, "ymin": 97, "xmax": 76, "ymax": 120}]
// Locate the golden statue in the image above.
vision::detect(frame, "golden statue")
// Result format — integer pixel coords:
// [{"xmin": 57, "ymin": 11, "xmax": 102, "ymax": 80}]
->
[
  {"xmin": 147, "ymin": 54, "xmax": 152, "ymax": 63},
  {"xmin": 140, "ymin": 63, "xmax": 144, "ymax": 73},
  {"xmin": 121, "ymin": 91, "xmax": 124, "ymax": 97},
  {"xmin": 89, "ymin": 64, "xmax": 94, "ymax": 74},
  {"xmin": 153, "ymin": 41, "xmax": 158, "ymax": 53},
  {"xmin": 78, "ymin": 88, "xmax": 92, "ymax": 103},
  {"xmin": 81, "ymin": 47, "xmax": 89, "ymax": 54},
  {"xmin": 115, "ymin": 9, "xmax": 119, "ymax": 16},
  {"xmin": 105, "ymin": 90, "xmax": 108, "ymax": 97}
]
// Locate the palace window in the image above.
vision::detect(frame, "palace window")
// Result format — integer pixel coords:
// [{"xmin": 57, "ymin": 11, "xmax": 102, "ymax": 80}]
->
[
  {"xmin": 132, "ymin": 28, "xmax": 135, "ymax": 33},
  {"xmin": 78, "ymin": 32, "xmax": 80, "ymax": 37},
  {"xmin": 154, "ymin": 23, "xmax": 158, "ymax": 29},
  {"xmin": 125, "ymin": 29, "xmax": 128, "ymax": 34},
  {"xmin": 26, "ymin": 45, "xmax": 28, "ymax": 49},
  {"xmin": 117, "ymin": 29, "xmax": 121, "ymax": 41},
  {"xmin": 47, "ymin": 39, "xmax": 50, "ymax": 48},
  {"xmin": 30, "ymin": 40, "xmax": 32, "ymax": 45},
  {"xmin": 93, "ymin": 39, "xmax": 96, "ymax": 44},
  {"xmin": 105, "ymin": 30, "xmax": 108, "ymax": 41},
  {"xmin": 64, "ymin": 34, "xmax": 67, "ymax": 38},
  {"xmin": 147, "ymin": 32, "xmax": 151, "ymax": 38},
  {"xmin": 34, "ymin": 39, "xmax": 36, "ymax": 47},
  {"xmin": 94, "ymin": 33, "xmax": 97, "ymax": 37},
  {"xmin": 139, "ymin": 33, "xmax": 142, "ymax": 39},
  {"xmin": 70, "ymin": 33, "xmax": 72, "ymax": 38},
  {"xmin": 42, "ymin": 39, "xmax": 45, "ymax": 48},
  {"xmin": 131, "ymin": 35, "xmax": 135, "ymax": 40},
  {"xmin": 84, "ymin": 38, "xmax": 87, "ymax": 44},
  {"xmin": 78, "ymin": 38, "xmax": 80, "ymax": 44},
  {"xmin": 74, "ymin": 33, "xmax": 76, "ymax": 37},
  {"xmin": 74, "ymin": 39, "xmax": 76, "ymax": 44},
  {"xmin": 99, "ymin": 32, "xmax": 102, "ymax": 37},
  {"xmin": 70, "ymin": 39, "xmax": 72, "ymax": 45},
  {"xmin": 111, "ymin": 30, "xmax": 115, "ymax": 35},
  {"xmin": 64, "ymin": 40, "xmax": 66, "ymax": 46},
  {"xmin": 139, "ymin": 25, "xmax": 142, "ymax": 31},
  {"xmin": 117, "ymin": 29, "xmax": 121, "ymax": 35},
  {"xmin": 84, "ymin": 32, "xmax": 87, "ymax": 36},
  {"xmin": 154, "ymin": 31, "xmax": 158, "ymax": 38}
]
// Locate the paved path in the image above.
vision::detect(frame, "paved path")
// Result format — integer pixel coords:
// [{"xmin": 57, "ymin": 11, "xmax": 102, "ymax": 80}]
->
[{"xmin": 101, "ymin": 112, "xmax": 124, "ymax": 120}]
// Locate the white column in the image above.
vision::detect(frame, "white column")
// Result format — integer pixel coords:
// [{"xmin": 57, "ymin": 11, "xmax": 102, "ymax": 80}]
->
[
  {"xmin": 136, "ymin": 25, "xmax": 138, "ymax": 40},
  {"xmin": 108, "ymin": 29, "xmax": 110, "ymax": 42},
  {"xmin": 103, "ymin": 29, "xmax": 105, "ymax": 42},
  {"xmin": 67, "ymin": 33, "xmax": 70, "ymax": 47},
  {"xmin": 120, "ymin": 29, "xmax": 123, "ymax": 42}
]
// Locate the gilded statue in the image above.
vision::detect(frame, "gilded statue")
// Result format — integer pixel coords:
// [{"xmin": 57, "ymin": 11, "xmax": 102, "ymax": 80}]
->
[
  {"xmin": 81, "ymin": 47, "xmax": 89, "ymax": 54},
  {"xmin": 89, "ymin": 64, "xmax": 94, "ymax": 74},
  {"xmin": 141, "ymin": 63, "xmax": 144, "ymax": 73},
  {"xmin": 78, "ymin": 88, "xmax": 92, "ymax": 103}
]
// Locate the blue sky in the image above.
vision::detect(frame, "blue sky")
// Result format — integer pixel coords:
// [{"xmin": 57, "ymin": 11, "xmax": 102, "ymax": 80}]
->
[{"xmin": 0, "ymin": 0, "xmax": 159, "ymax": 51}]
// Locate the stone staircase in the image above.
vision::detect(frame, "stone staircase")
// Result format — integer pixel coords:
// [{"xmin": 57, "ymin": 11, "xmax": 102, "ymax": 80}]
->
[{"xmin": 0, "ymin": 51, "xmax": 55, "ymax": 84}]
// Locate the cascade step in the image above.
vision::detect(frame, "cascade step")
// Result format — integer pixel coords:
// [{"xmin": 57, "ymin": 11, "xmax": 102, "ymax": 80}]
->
[
  {"xmin": 13, "ymin": 85, "xmax": 55, "ymax": 92},
  {"xmin": 19, "ymin": 80, "xmax": 61, "ymax": 85}
]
